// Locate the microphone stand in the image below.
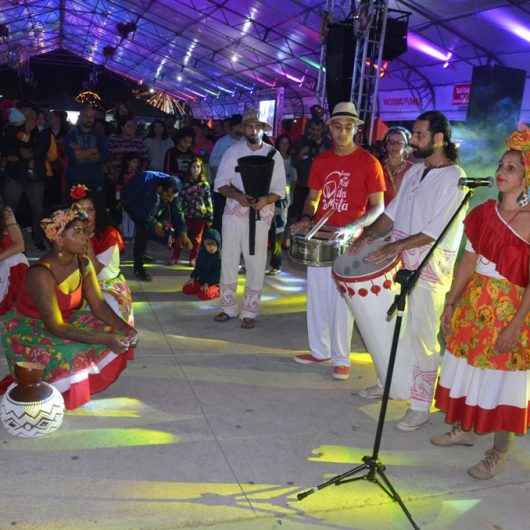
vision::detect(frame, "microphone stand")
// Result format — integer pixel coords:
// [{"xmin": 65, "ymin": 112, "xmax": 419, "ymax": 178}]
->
[{"xmin": 297, "ymin": 188, "xmax": 475, "ymax": 530}]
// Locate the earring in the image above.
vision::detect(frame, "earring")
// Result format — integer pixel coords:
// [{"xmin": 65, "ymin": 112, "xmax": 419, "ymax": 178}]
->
[
  {"xmin": 58, "ymin": 248, "xmax": 64, "ymax": 259},
  {"xmin": 517, "ymin": 189, "xmax": 529, "ymax": 208}
]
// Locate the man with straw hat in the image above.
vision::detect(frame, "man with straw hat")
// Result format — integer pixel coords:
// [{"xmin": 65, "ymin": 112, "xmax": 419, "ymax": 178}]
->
[
  {"xmin": 291, "ymin": 102, "xmax": 386, "ymax": 380},
  {"xmin": 214, "ymin": 108, "xmax": 286, "ymax": 329}
]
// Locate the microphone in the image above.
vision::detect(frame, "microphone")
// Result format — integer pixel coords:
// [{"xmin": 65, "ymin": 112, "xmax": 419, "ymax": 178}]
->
[{"xmin": 458, "ymin": 177, "xmax": 494, "ymax": 189}]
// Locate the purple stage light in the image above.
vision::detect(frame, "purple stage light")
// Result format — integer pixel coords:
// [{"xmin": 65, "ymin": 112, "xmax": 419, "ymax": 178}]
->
[
  {"xmin": 407, "ymin": 32, "xmax": 453, "ymax": 62},
  {"xmin": 482, "ymin": 8, "xmax": 530, "ymax": 43},
  {"xmin": 273, "ymin": 67, "xmax": 305, "ymax": 85}
]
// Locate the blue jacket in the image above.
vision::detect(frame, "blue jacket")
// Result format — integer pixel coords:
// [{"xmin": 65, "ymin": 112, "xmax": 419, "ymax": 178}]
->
[{"xmin": 122, "ymin": 171, "xmax": 184, "ymax": 234}]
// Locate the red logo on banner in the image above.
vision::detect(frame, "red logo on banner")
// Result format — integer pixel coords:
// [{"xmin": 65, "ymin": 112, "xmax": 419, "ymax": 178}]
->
[{"xmin": 453, "ymin": 84, "xmax": 471, "ymax": 106}]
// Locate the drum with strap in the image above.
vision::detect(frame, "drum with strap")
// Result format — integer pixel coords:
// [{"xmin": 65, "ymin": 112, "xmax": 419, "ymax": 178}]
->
[{"xmin": 332, "ymin": 237, "xmax": 412, "ymax": 399}]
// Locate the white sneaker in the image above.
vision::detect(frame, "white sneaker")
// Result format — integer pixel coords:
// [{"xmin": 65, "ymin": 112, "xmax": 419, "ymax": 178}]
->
[
  {"xmin": 396, "ymin": 409, "xmax": 430, "ymax": 432},
  {"xmin": 357, "ymin": 383, "xmax": 384, "ymax": 399}
]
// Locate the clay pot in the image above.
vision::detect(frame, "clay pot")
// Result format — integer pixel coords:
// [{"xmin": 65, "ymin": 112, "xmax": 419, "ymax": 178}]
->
[
  {"xmin": 0, "ymin": 362, "xmax": 65, "ymax": 438},
  {"xmin": 10, "ymin": 362, "xmax": 53, "ymax": 402}
]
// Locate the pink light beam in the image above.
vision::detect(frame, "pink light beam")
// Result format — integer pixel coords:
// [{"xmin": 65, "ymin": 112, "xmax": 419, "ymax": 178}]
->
[{"xmin": 407, "ymin": 32, "xmax": 453, "ymax": 62}]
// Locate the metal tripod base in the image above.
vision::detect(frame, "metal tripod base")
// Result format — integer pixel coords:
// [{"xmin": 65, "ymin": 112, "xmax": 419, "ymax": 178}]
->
[{"xmin": 297, "ymin": 455, "xmax": 420, "ymax": 530}]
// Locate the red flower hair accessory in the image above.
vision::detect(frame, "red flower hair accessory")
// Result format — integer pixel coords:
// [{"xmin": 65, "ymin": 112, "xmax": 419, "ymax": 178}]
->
[{"xmin": 70, "ymin": 184, "xmax": 90, "ymax": 201}]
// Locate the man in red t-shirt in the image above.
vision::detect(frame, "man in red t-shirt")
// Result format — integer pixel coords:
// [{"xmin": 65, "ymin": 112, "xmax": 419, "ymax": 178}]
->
[{"xmin": 291, "ymin": 102, "xmax": 385, "ymax": 380}]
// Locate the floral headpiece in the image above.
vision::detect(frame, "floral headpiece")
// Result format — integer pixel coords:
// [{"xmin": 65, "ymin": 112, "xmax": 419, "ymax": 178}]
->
[
  {"xmin": 40, "ymin": 204, "xmax": 87, "ymax": 242},
  {"xmin": 70, "ymin": 184, "xmax": 90, "ymax": 201},
  {"xmin": 506, "ymin": 123, "xmax": 530, "ymax": 187}
]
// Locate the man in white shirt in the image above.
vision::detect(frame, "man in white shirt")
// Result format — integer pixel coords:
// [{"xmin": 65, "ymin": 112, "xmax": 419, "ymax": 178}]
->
[
  {"xmin": 214, "ymin": 109, "xmax": 286, "ymax": 329},
  {"xmin": 352, "ymin": 111, "xmax": 467, "ymax": 431}
]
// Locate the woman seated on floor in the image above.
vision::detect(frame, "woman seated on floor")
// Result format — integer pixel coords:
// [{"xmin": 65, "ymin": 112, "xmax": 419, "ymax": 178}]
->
[
  {"xmin": 0, "ymin": 202, "xmax": 29, "ymax": 315},
  {"xmin": 0, "ymin": 203, "xmax": 137, "ymax": 410},
  {"xmin": 69, "ymin": 184, "xmax": 134, "ymax": 326}
]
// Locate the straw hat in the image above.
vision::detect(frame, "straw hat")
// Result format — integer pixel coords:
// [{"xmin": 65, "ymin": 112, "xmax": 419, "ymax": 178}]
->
[
  {"xmin": 326, "ymin": 101, "xmax": 364, "ymax": 125},
  {"xmin": 242, "ymin": 108, "xmax": 272, "ymax": 131}
]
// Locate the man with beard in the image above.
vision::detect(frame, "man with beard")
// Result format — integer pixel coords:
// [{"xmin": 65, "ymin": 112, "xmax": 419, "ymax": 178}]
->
[
  {"xmin": 290, "ymin": 102, "xmax": 386, "ymax": 381},
  {"xmin": 213, "ymin": 109, "xmax": 286, "ymax": 329},
  {"xmin": 351, "ymin": 110, "xmax": 467, "ymax": 431}
]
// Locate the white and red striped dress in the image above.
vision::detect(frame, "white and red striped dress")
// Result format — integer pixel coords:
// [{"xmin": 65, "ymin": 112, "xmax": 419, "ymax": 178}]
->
[{"xmin": 435, "ymin": 200, "xmax": 530, "ymax": 434}]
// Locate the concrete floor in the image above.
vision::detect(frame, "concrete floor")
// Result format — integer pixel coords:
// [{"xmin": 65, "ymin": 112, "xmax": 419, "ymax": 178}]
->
[{"xmin": 1, "ymin": 246, "xmax": 530, "ymax": 530}]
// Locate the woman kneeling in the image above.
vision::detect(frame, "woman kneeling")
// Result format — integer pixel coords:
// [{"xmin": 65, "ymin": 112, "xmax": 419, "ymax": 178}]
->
[{"xmin": 0, "ymin": 204, "xmax": 137, "ymax": 410}]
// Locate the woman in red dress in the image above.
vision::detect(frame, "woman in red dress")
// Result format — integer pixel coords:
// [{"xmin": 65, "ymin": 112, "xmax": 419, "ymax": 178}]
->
[
  {"xmin": 0, "ymin": 204, "xmax": 28, "ymax": 315},
  {"xmin": 432, "ymin": 126, "xmax": 530, "ymax": 480},
  {"xmin": 70, "ymin": 184, "xmax": 133, "ymax": 325},
  {"xmin": 1, "ymin": 204, "xmax": 137, "ymax": 409}
]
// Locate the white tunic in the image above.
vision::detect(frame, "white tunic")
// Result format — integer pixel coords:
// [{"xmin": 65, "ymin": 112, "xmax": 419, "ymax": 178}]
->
[
  {"xmin": 385, "ymin": 162, "xmax": 467, "ymax": 291},
  {"xmin": 214, "ymin": 141, "xmax": 286, "ymax": 224}
]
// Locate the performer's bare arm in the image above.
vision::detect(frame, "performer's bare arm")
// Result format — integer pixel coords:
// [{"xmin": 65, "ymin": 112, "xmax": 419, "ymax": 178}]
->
[
  {"xmin": 366, "ymin": 231, "xmax": 434, "ymax": 263},
  {"xmin": 0, "ymin": 208, "xmax": 24, "ymax": 261},
  {"xmin": 336, "ymin": 192, "xmax": 384, "ymax": 239},
  {"xmin": 290, "ymin": 189, "xmax": 321, "ymax": 234},
  {"xmin": 218, "ymin": 184, "xmax": 252, "ymax": 207},
  {"xmin": 348, "ymin": 210, "xmax": 393, "ymax": 253},
  {"xmin": 440, "ymin": 250, "xmax": 478, "ymax": 336},
  {"xmin": 82, "ymin": 258, "xmax": 136, "ymax": 338},
  {"xmin": 495, "ymin": 260, "xmax": 530, "ymax": 353},
  {"xmin": 27, "ymin": 266, "xmax": 129, "ymax": 352},
  {"xmin": 252, "ymin": 193, "xmax": 281, "ymax": 211},
  {"xmin": 362, "ymin": 213, "xmax": 394, "ymax": 241}
]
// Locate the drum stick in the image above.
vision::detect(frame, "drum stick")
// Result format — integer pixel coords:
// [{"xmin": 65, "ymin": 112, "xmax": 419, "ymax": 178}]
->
[{"xmin": 305, "ymin": 209, "xmax": 334, "ymax": 241}]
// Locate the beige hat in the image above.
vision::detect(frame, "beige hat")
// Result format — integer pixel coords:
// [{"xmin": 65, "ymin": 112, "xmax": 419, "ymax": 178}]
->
[
  {"xmin": 242, "ymin": 108, "xmax": 273, "ymax": 131},
  {"xmin": 326, "ymin": 101, "xmax": 364, "ymax": 125}
]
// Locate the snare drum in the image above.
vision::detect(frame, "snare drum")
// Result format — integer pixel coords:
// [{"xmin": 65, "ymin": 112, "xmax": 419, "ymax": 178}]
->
[
  {"xmin": 289, "ymin": 228, "xmax": 359, "ymax": 267},
  {"xmin": 333, "ymin": 238, "xmax": 412, "ymax": 400}
]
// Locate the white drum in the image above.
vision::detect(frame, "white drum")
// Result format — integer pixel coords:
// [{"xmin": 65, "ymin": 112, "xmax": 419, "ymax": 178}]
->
[{"xmin": 333, "ymin": 237, "xmax": 411, "ymax": 399}]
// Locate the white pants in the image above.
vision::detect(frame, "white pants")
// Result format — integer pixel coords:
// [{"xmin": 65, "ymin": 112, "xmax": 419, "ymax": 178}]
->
[
  {"xmin": 398, "ymin": 281, "xmax": 446, "ymax": 411},
  {"xmin": 220, "ymin": 215, "xmax": 270, "ymax": 319},
  {"xmin": 307, "ymin": 266, "xmax": 354, "ymax": 367}
]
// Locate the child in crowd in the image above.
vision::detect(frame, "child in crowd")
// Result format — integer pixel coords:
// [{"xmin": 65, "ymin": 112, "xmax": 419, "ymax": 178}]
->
[
  {"xmin": 171, "ymin": 156, "xmax": 213, "ymax": 266},
  {"xmin": 183, "ymin": 228, "xmax": 221, "ymax": 300}
]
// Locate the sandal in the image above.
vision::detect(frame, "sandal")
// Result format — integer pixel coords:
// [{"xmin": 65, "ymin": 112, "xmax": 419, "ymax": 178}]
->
[
  {"xmin": 240, "ymin": 318, "xmax": 256, "ymax": 329},
  {"xmin": 214, "ymin": 312, "xmax": 233, "ymax": 322}
]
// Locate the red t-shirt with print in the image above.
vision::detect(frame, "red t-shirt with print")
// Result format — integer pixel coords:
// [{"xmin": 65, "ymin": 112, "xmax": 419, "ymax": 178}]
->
[{"xmin": 308, "ymin": 147, "xmax": 385, "ymax": 227}]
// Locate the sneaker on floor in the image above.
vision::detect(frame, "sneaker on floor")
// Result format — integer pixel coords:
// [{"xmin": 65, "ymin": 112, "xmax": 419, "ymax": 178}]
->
[
  {"xmin": 396, "ymin": 409, "xmax": 430, "ymax": 431},
  {"xmin": 357, "ymin": 383, "xmax": 384, "ymax": 399},
  {"xmin": 294, "ymin": 353, "xmax": 331, "ymax": 365},
  {"xmin": 266, "ymin": 268, "xmax": 280, "ymax": 276},
  {"xmin": 467, "ymin": 448, "xmax": 507, "ymax": 480},
  {"xmin": 431, "ymin": 424, "xmax": 475, "ymax": 447},
  {"xmin": 332, "ymin": 365, "xmax": 351, "ymax": 380}
]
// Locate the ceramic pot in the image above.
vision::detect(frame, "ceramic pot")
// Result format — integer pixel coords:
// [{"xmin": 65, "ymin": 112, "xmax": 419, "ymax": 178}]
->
[{"xmin": 0, "ymin": 362, "xmax": 65, "ymax": 438}]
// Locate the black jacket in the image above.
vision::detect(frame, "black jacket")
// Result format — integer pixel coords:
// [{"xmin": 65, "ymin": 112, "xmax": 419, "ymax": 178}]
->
[{"xmin": 191, "ymin": 228, "xmax": 221, "ymax": 285}]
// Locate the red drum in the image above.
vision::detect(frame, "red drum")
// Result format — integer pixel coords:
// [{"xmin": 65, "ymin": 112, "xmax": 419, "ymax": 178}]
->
[{"xmin": 333, "ymin": 238, "xmax": 411, "ymax": 400}]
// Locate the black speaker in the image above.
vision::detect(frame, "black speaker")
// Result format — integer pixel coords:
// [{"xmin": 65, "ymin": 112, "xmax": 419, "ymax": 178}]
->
[
  {"xmin": 467, "ymin": 66, "xmax": 526, "ymax": 135},
  {"xmin": 383, "ymin": 17, "xmax": 408, "ymax": 61},
  {"xmin": 325, "ymin": 22, "xmax": 356, "ymax": 113}
]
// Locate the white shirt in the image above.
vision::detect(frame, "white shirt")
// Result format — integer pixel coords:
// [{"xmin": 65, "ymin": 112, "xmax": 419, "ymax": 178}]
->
[
  {"xmin": 215, "ymin": 141, "xmax": 286, "ymax": 223},
  {"xmin": 385, "ymin": 162, "xmax": 467, "ymax": 290}
]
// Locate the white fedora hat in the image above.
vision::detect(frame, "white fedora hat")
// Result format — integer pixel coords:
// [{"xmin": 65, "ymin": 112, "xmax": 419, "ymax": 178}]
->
[{"xmin": 326, "ymin": 101, "xmax": 364, "ymax": 125}]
